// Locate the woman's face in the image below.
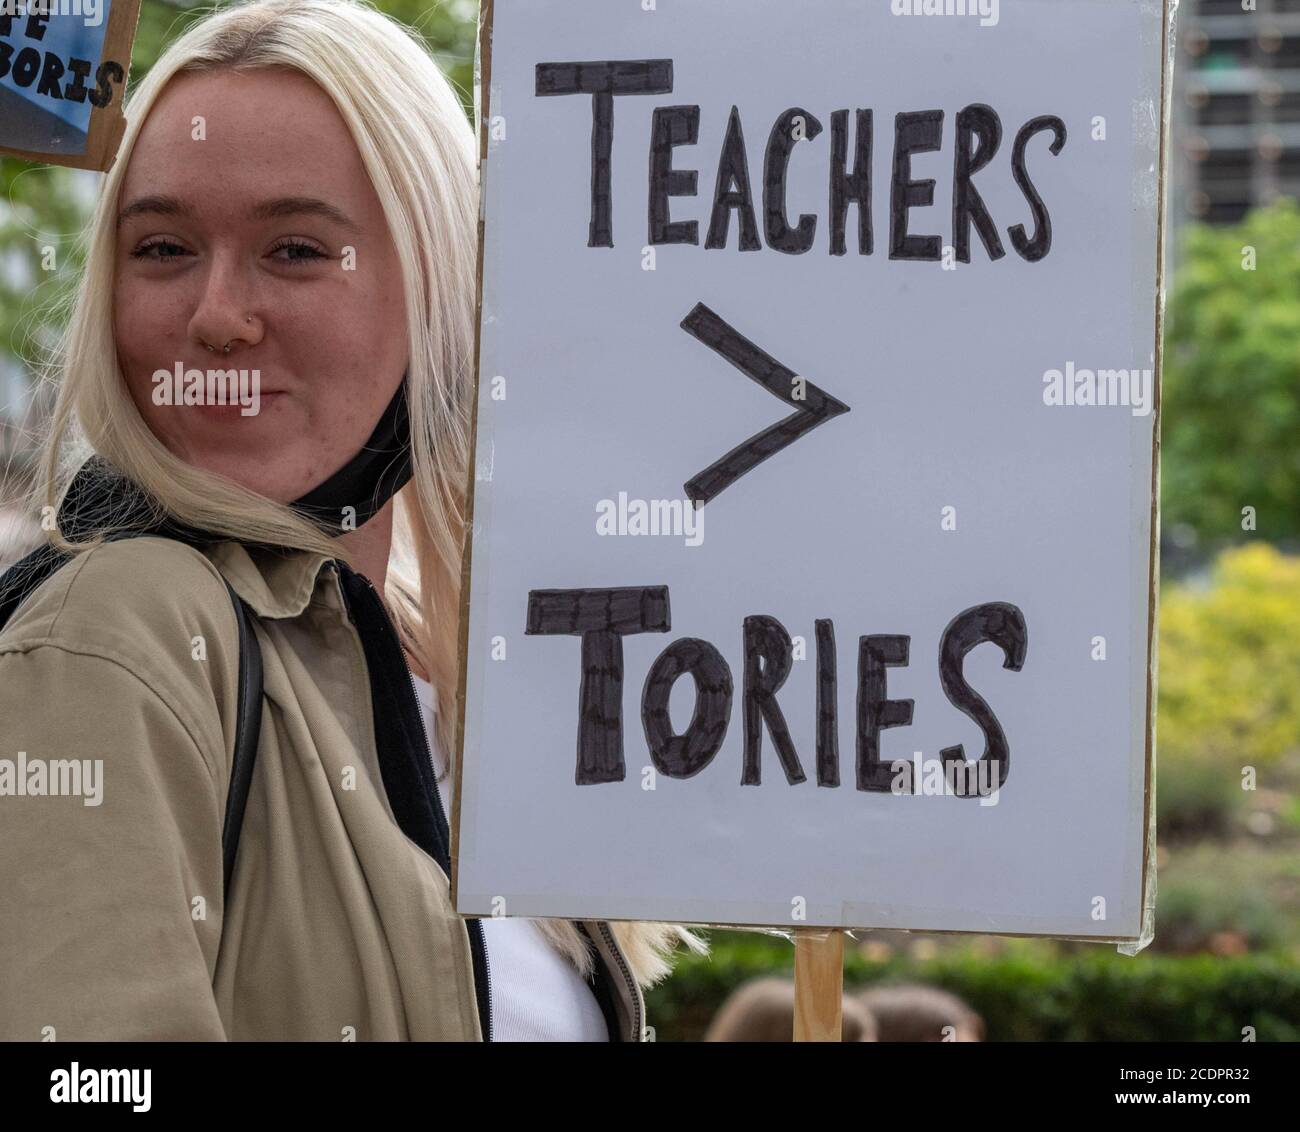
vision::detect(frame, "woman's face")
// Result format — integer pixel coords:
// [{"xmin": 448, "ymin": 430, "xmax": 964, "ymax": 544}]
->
[{"xmin": 114, "ymin": 68, "xmax": 408, "ymax": 503}]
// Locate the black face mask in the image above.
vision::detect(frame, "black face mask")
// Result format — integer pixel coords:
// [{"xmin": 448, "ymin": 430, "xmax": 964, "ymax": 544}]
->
[
  {"xmin": 58, "ymin": 377, "xmax": 414, "ymax": 545},
  {"xmin": 287, "ymin": 376, "xmax": 414, "ymax": 533}
]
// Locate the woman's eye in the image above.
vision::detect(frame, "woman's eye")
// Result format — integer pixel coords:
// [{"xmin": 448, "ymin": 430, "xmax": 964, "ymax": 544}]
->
[
  {"xmin": 127, "ymin": 238, "xmax": 328, "ymax": 266},
  {"xmin": 268, "ymin": 239, "xmax": 329, "ymax": 265},
  {"xmin": 131, "ymin": 239, "xmax": 190, "ymax": 262}
]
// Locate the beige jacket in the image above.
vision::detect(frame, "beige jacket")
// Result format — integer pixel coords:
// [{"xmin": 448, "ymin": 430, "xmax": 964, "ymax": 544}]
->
[{"xmin": 0, "ymin": 535, "xmax": 645, "ymax": 1041}]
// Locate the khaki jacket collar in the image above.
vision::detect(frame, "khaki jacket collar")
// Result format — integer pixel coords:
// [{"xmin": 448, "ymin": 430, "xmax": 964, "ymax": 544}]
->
[{"xmin": 206, "ymin": 541, "xmax": 337, "ymax": 619}]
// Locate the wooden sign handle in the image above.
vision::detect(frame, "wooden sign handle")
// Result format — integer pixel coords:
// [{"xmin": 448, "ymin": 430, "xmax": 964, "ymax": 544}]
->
[{"xmin": 793, "ymin": 928, "xmax": 845, "ymax": 1042}]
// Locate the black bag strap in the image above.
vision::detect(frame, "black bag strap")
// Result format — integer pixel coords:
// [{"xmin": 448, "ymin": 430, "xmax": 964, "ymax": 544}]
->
[
  {"xmin": 0, "ymin": 539, "xmax": 264, "ymax": 902},
  {"xmin": 220, "ymin": 579, "xmax": 263, "ymax": 896}
]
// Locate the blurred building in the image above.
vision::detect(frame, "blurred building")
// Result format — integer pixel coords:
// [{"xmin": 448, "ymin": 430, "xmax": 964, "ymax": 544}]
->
[{"xmin": 1176, "ymin": 0, "xmax": 1300, "ymax": 225}]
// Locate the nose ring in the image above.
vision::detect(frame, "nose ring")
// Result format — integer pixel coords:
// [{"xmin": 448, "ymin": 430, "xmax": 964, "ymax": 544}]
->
[{"xmin": 199, "ymin": 314, "xmax": 252, "ymax": 354}]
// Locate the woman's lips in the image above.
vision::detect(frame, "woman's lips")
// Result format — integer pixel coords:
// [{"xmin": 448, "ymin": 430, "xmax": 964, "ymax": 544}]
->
[{"xmin": 189, "ymin": 391, "xmax": 287, "ymax": 416}]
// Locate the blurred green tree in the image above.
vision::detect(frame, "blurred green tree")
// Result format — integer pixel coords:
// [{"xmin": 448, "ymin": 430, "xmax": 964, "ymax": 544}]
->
[{"xmin": 1163, "ymin": 199, "xmax": 1300, "ymax": 547}]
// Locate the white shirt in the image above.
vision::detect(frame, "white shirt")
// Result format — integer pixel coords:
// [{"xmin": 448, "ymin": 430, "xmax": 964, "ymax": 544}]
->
[{"xmin": 410, "ymin": 674, "xmax": 610, "ymax": 1042}]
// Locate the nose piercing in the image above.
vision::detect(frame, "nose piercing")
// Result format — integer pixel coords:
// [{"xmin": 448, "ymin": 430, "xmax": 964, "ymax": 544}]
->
[{"xmin": 198, "ymin": 315, "xmax": 252, "ymax": 353}]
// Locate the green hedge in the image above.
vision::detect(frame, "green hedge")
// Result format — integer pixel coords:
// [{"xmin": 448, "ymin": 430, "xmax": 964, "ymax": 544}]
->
[{"xmin": 645, "ymin": 933, "xmax": 1300, "ymax": 1042}]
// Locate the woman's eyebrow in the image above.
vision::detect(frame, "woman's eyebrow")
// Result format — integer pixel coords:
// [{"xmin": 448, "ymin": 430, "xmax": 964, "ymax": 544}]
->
[
  {"xmin": 250, "ymin": 196, "xmax": 361, "ymax": 232},
  {"xmin": 116, "ymin": 194, "xmax": 360, "ymax": 231}
]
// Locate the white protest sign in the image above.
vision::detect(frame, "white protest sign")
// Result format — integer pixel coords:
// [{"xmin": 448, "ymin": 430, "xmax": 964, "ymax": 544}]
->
[{"xmin": 453, "ymin": 0, "xmax": 1166, "ymax": 943}]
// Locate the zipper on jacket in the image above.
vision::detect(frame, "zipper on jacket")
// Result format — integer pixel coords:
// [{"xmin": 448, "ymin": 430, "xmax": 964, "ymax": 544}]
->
[
  {"xmin": 335, "ymin": 560, "xmax": 493, "ymax": 1042},
  {"xmin": 597, "ymin": 922, "xmax": 644, "ymax": 1042}
]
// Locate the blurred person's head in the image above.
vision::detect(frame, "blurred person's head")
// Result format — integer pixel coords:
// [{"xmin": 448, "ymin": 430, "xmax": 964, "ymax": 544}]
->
[
  {"xmin": 704, "ymin": 977, "xmax": 878, "ymax": 1042},
  {"xmin": 857, "ymin": 984, "xmax": 985, "ymax": 1042}
]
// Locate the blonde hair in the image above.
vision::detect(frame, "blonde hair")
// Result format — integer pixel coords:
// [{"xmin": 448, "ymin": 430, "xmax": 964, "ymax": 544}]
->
[{"xmin": 32, "ymin": 0, "xmax": 703, "ymax": 989}]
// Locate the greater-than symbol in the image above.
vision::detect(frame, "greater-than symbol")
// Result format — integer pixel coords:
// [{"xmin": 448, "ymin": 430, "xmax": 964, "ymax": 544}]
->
[{"xmin": 680, "ymin": 303, "xmax": 851, "ymax": 505}]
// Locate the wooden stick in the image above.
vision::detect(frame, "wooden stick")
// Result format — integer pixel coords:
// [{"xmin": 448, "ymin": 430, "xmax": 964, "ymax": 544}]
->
[{"xmin": 793, "ymin": 928, "xmax": 844, "ymax": 1042}]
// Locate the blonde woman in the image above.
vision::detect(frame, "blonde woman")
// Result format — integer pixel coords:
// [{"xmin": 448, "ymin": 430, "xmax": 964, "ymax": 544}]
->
[{"xmin": 0, "ymin": 0, "xmax": 703, "ymax": 1041}]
